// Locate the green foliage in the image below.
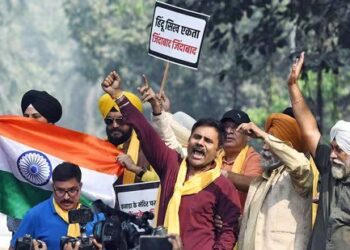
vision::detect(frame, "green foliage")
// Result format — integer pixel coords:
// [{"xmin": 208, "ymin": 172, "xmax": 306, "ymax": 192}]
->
[
  {"xmin": 1, "ymin": 0, "xmax": 350, "ymax": 138},
  {"xmin": 167, "ymin": 0, "xmax": 350, "ymax": 132}
]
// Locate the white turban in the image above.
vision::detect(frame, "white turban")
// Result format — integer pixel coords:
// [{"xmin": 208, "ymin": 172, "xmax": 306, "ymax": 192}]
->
[{"xmin": 330, "ymin": 120, "xmax": 350, "ymax": 155}]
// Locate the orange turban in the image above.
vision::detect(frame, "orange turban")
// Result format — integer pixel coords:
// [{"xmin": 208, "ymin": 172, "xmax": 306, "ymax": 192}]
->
[
  {"xmin": 98, "ymin": 92, "xmax": 143, "ymax": 118},
  {"xmin": 265, "ymin": 113, "xmax": 306, "ymax": 153}
]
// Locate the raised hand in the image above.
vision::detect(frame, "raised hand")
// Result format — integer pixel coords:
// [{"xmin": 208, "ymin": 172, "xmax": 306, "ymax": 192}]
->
[
  {"xmin": 137, "ymin": 75, "xmax": 162, "ymax": 114},
  {"xmin": 236, "ymin": 122, "xmax": 268, "ymax": 140},
  {"xmin": 288, "ymin": 52, "xmax": 304, "ymax": 86},
  {"xmin": 101, "ymin": 71, "xmax": 122, "ymax": 98}
]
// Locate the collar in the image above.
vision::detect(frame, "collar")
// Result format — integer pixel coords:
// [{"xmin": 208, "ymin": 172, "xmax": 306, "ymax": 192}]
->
[{"xmin": 222, "ymin": 156, "xmax": 234, "ymax": 166}]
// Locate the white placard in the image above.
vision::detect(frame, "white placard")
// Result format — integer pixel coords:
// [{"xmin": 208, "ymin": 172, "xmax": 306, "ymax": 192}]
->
[
  {"xmin": 148, "ymin": 1, "xmax": 209, "ymax": 69},
  {"xmin": 114, "ymin": 181, "xmax": 160, "ymax": 227}
]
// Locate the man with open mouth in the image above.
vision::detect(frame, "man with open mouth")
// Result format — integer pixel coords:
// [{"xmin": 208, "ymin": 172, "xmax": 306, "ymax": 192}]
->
[{"xmin": 101, "ymin": 71, "xmax": 241, "ymax": 250}]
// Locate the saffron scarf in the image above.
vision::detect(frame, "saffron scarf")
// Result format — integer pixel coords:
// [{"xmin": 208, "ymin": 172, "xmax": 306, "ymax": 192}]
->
[
  {"xmin": 164, "ymin": 159, "xmax": 221, "ymax": 234},
  {"xmin": 217, "ymin": 145, "xmax": 250, "ymax": 174},
  {"xmin": 53, "ymin": 199, "xmax": 81, "ymax": 237}
]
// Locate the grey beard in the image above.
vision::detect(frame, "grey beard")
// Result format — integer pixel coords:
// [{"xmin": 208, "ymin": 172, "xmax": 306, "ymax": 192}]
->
[
  {"xmin": 260, "ymin": 150, "xmax": 282, "ymax": 171},
  {"xmin": 331, "ymin": 159, "xmax": 350, "ymax": 180}
]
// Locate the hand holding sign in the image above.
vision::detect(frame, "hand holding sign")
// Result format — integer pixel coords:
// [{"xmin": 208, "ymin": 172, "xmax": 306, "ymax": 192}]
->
[
  {"xmin": 101, "ymin": 71, "xmax": 123, "ymax": 98},
  {"xmin": 159, "ymin": 89, "xmax": 171, "ymax": 112}
]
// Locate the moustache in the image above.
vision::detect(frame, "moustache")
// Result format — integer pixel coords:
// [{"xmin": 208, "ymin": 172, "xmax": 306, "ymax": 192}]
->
[
  {"xmin": 332, "ymin": 159, "xmax": 345, "ymax": 167},
  {"xmin": 108, "ymin": 128, "xmax": 123, "ymax": 133},
  {"xmin": 193, "ymin": 144, "xmax": 205, "ymax": 151},
  {"xmin": 61, "ymin": 200, "xmax": 73, "ymax": 204}
]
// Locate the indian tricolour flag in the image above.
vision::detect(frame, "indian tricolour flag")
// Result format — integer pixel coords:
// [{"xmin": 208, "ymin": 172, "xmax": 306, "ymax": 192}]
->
[{"xmin": 0, "ymin": 116, "xmax": 123, "ymax": 219}]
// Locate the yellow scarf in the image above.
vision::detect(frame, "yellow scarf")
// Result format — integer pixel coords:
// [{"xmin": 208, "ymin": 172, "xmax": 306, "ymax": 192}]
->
[
  {"xmin": 53, "ymin": 199, "xmax": 81, "ymax": 237},
  {"xmin": 310, "ymin": 158, "xmax": 319, "ymax": 226},
  {"xmin": 120, "ymin": 130, "xmax": 139, "ymax": 184},
  {"xmin": 164, "ymin": 159, "xmax": 221, "ymax": 234},
  {"xmin": 217, "ymin": 145, "xmax": 250, "ymax": 174}
]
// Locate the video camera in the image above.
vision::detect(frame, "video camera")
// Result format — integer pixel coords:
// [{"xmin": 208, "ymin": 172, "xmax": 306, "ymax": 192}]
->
[
  {"xmin": 15, "ymin": 235, "xmax": 44, "ymax": 250},
  {"xmin": 92, "ymin": 200, "xmax": 172, "ymax": 250},
  {"xmin": 91, "ymin": 200, "xmax": 156, "ymax": 250},
  {"xmin": 60, "ymin": 207, "xmax": 97, "ymax": 250},
  {"xmin": 65, "ymin": 200, "xmax": 171, "ymax": 250}
]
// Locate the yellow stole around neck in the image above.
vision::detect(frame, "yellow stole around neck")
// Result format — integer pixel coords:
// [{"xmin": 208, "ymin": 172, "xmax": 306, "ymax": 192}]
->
[
  {"xmin": 164, "ymin": 159, "xmax": 221, "ymax": 234},
  {"xmin": 217, "ymin": 145, "xmax": 250, "ymax": 174},
  {"xmin": 53, "ymin": 199, "xmax": 81, "ymax": 237},
  {"xmin": 120, "ymin": 130, "xmax": 140, "ymax": 184}
]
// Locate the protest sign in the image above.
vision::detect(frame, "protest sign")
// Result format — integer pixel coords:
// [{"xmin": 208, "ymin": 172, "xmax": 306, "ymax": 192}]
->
[
  {"xmin": 148, "ymin": 1, "xmax": 209, "ymax": 69},
  {"xmin": 114, "ymin": 181, "xmax": 160, "ymax": 227}
]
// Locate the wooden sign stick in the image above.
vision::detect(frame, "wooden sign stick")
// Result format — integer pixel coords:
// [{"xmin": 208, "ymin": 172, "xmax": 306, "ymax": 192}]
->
[{"xmin": 159, "ymin": 61, "xmax": 170, "ymax": 93}]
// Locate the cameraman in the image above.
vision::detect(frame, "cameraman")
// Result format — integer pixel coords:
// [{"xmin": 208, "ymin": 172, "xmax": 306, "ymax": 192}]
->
[{"xmin": 10, "ymin": 162, "xmax": 96, "ymax": 250}]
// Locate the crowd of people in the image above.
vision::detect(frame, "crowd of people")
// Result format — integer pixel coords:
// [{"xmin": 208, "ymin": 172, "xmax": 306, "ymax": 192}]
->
[{"xmin": 5, "ymin": 52, "xmax": 350, "ymax": 250}]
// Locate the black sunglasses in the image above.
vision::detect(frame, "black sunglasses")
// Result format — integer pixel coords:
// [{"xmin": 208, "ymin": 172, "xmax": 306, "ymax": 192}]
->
[{"xmin": 104, "ymin": 117, "xmax": 124, "ymax": 125}]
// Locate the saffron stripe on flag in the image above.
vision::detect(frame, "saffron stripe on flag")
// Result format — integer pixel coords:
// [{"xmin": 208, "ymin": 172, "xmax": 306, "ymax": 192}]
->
[{"xmin": 0, "ymin": 115, "xmax": 124, "ymax": 217}]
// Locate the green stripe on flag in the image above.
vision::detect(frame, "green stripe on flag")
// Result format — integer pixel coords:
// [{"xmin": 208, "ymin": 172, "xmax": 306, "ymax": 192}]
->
[{"xmin": 0, "ymin": 170, "xmax": 51, "ymax": 219}]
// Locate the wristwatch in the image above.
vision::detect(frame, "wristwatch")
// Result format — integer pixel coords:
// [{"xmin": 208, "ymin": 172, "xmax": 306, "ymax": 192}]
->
[{"xmin": 137, "ymin": 168, "xmax": 146, "ymax": 178}]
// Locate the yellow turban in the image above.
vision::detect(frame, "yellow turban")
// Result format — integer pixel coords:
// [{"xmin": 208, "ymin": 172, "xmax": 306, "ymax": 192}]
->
[
  {"xmin": 265, "ymin": 113, "xmax": 306, "ymax": 153},
  {"xmin": 98, "ymin": 92, "xmax": 143, "ymax": 118}
]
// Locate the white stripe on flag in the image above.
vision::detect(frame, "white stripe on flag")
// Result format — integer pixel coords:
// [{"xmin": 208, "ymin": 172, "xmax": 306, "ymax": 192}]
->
[{"xmin": 0, "ymin": 136, "xmax": 117, "ymax": 207}]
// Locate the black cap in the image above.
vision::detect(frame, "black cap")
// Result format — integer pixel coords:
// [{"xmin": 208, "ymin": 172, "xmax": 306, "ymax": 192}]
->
[
  {"xmin": 282, "ymin": 107, "xmax": 295, "ymax": 118},
  {"xmin": 220, "ymin": 109, "xmax": 250, "ymax": 125}
]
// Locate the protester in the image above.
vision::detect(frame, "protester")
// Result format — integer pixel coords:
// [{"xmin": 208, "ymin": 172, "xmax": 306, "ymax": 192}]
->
[
  {"xmin": 139, "ymin": 86, "xmax": 193, "ymax": 156},
  {"xmin": 10, "ymin": 162, "xmax": 94, "ymax": 250},
  {"xmin": 282, "ymin": 107, "xmax": 320, "ymax": 225},
  {"xmin": 237, "ymin": 115, "xmax": 313, "ymax": 250},
  {"xmin": 7, "ymin": 89, "xmax": 63, "ymax": 235},
  {"xmin": 288, "ymin": 52, "xmax": 350, "ymax": 250},
  {"xmin": 139, "ymin": 84, "xmax": 262, "ymax": 210},
  {"xmin": 21, "ymin": 89, "xmax": 62, "ymax": 123},
  {"xmin": 101, "ymin": 71, "xmax": 241, "ymax": 250},
  {"xmin": 98, "ymin": 88, "xmax": 158, "ymax": 183},
  {"xmin": 218, "ymin": 109, "xmax": 263, "ymax": 208}
]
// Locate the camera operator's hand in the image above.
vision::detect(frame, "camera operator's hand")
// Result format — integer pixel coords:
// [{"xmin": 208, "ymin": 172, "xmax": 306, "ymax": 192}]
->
[
  {"xmin": 63, "ymin": 241, "xmax": 80, "ymax": 250},
  {"xmin": 33, "ymin": 240, "xmax": 47, "ymax": 250},
  {"xmin": 92, "ymin": 239, "xmax": 102, "ymax": 250},
  {"xmin": 168, "ymin": 234, "xmax": 183, "ymax": 250}
]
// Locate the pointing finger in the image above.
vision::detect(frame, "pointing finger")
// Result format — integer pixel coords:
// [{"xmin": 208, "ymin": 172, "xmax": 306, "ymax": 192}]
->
[{"xmin": 142, "ymin": 74, "xmax": 149, "ymax": 89}]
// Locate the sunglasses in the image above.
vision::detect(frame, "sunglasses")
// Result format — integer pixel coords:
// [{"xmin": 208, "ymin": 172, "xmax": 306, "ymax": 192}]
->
[{"xmin": 104, "ymin": 117, "xmax": 124, "ymax": 126}]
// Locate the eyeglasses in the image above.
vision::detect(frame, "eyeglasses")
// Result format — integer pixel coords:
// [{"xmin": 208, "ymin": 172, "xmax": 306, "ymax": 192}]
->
[
  {"xmin": 104, "ymin": 117, "xmax": 124, "ymax": 126},
  {"xmin": 53, "ymin": 186, "xmax": 80, "ymax": 198}
]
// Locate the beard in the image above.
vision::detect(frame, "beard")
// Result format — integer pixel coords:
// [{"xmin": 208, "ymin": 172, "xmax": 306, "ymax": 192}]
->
[
  {"xmin": 331, "ymin": 158, "xmax": 350, "ymax": 180},
  {"xmin": 260, "ymin": 150, "xmax": 282, "ymax": 171},
  {"xmin": 106, "ymin": 127, "xmax": 132, "ymax": 146}
]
